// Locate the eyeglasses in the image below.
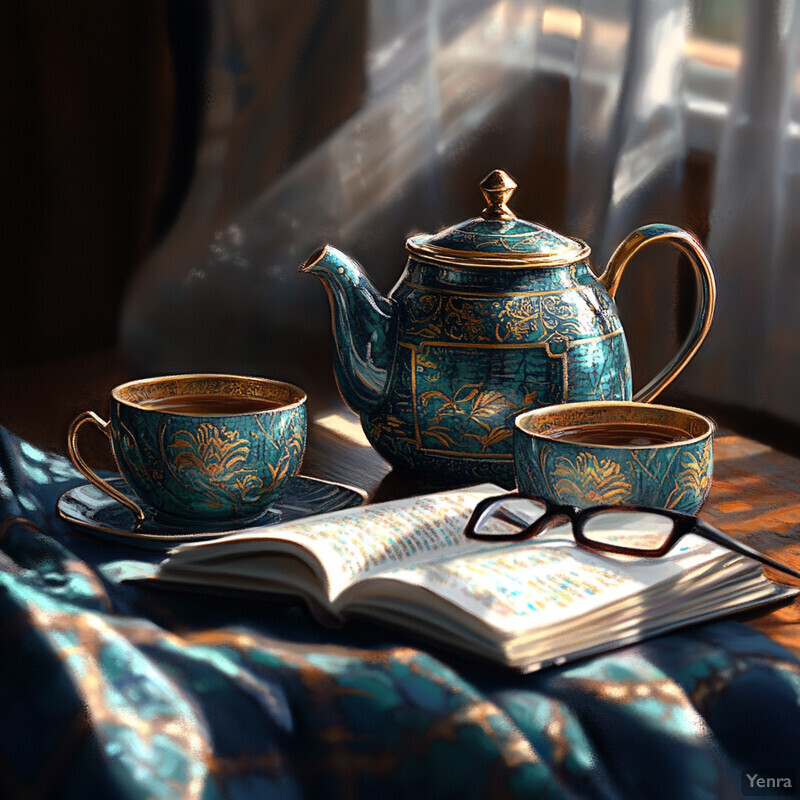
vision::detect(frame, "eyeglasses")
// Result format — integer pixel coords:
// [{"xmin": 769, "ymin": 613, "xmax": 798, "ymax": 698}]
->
[{"xmin": 464, "ymin": 493, "xmax": 800, "ymax": 582}]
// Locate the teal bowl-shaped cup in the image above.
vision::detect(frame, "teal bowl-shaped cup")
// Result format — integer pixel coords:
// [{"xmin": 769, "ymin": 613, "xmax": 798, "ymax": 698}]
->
[
  {"xmin": 68, "ymin": 374, "xmax": 307, "ymax": 525},
  {"xmin": 514, "ymin": 401, "xmax": 714, "ymax": 514}
]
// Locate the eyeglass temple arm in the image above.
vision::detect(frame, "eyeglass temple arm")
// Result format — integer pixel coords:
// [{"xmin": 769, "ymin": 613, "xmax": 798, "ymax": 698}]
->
[{"xmin": 695, "ymin": 520, "xmax": 800, "ymax": 581}]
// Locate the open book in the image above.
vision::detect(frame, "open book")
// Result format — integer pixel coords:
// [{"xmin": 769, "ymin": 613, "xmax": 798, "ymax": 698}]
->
[{"xmin": 154, "ymin": 484, "xmax": 794, "ymax": 672}]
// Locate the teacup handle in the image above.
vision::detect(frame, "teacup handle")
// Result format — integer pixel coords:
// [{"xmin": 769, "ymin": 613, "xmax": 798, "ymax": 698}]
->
[
  {"xmin": 67, "ymin": 411, "xmax": 146, "ymax": 524},
  {"xmin": 599, "ymin": 223, "xmax": 717, "ymax": 403}
]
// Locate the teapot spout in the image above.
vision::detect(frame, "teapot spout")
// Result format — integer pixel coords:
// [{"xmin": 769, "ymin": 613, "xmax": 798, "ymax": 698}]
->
[{"xmin": 300, "ymin": 245, "xmax": 396, "ymax": 413}]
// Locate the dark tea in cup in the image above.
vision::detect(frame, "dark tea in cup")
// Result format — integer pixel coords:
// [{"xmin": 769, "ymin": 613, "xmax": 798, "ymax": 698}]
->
[
  {"xmin": 136, "ymin": 394, "xmax": 285, "ymax": 415},
  {"xmin": 514, "ymin": 401, "xmax": 714, "ymax": 513},
  {"xmin": 546, "ymin": 422, "xmax": 692, "ymax": 447}
]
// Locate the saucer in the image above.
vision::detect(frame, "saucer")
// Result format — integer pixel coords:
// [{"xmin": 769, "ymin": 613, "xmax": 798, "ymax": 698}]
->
[{"xmin": 57, "ymin": 475, "xmax": 367, "ymax": 549}]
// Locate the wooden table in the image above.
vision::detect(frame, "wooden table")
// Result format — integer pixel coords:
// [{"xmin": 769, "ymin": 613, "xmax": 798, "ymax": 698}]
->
[{"xmin": 3, "ymin": 350, "xmax": 799, "ymax": 659}]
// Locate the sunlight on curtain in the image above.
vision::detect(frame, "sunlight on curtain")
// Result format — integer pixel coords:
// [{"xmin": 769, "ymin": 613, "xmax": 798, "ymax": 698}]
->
[
  {"xmin": 120, "ymin": 0, "xmax": 800, "ymax": 425},
  {"xmin": 690, "ymin": 1, "xmax": 800, "ymax": 424},
  {"xmin": 567, "ymin": 0, "xmax": 687, "ymax": 255},
  {"xmin": 120, "ymin": 0, "xmax": 547, "ymax": 391}
]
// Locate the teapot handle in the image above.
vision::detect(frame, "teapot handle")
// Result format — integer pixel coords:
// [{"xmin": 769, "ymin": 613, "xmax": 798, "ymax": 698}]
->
[{"xmin": 598, "ymin": 223, "xmax": 716, "ymax": 403}]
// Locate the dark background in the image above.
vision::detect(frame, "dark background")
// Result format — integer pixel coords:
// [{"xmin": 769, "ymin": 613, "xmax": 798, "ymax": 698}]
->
[{"xmin": 0, "ymin": 0, "xmax": 367, "ymax": 461}]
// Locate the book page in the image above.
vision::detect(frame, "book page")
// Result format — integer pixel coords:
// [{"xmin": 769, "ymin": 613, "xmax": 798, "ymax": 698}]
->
[
  {"xmin": 363, "ymin": 526, "xmax": 733, "ymax": 637},
  {"xmin": 160, "ymin": 484, "xmax": 503, "ymax": 601}
]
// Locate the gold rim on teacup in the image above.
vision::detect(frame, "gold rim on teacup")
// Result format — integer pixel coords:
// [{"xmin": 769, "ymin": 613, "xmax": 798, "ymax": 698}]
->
[
  {"xmin": 112, "ymin": 373, "xmax": 307, "ymax": 414},
  {"xmin": 515, "ymin": 400, "xmax": 715, "ymax": 449}
]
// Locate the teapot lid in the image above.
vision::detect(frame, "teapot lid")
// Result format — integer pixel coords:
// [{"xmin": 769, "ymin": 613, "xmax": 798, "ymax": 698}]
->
[{"xmin": 406, "ymin": 169, "xmax": 590, "ymax": 268}]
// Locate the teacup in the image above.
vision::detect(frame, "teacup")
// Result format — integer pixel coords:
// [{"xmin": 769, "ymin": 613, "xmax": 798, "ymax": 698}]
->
[
  {"xmin": 514, "ymin": 401, "xmax": 714, "ymax": 513},
  {"xmin": 68, "ymin": 374, "xmax": 307, "ymax": 524}
]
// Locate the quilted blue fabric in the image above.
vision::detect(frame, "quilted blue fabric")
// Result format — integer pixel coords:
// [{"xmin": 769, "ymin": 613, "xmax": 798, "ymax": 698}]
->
[{"xmin": 1, "ymin": 426, "xmax": 799, "ymax": 799}]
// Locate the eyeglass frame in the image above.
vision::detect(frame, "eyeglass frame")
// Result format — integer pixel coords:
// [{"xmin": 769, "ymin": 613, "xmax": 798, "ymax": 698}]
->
[{"xmin": 464, "ymin": 493, "xmax": 800, "ymax": 582}]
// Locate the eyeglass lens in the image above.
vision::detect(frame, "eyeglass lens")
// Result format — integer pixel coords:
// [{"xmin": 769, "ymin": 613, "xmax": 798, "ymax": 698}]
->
[
  {"xmin": 581, "ymin": 509, "xmax": 676, "ymax": 552},
  {"xmin": 473, "ymin": 497, "xmax": 549, "ymax": 535}
]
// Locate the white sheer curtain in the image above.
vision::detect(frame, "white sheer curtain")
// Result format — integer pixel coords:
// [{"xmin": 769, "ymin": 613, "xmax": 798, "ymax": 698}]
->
[
  {"xmin": 564, "ymin": 0, "xmax": 690, "ymax": 396},
  {"xmin": 564, "ymin": 0, "xmax": 800, "ymax": 424},
  {"xmin": 566, "ymin": 0, "xmax": 688, "ymax": 253},
  {"xmin": 120, "ymin": 0, "xmax": 800, "ymax": 425},
  {"xmin": 690, "ymin": 1, "xmax": 800, "ymax": 424}
]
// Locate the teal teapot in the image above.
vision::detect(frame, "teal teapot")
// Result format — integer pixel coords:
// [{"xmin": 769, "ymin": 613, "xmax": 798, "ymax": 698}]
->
[{"xmin": 301, "ymin": 169, "xmax": 716, "ymax": 487}]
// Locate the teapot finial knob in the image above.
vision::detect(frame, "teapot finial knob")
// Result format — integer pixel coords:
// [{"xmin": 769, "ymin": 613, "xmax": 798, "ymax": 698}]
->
[{"xmin": 480, "ymin": 169, "xmax": 518, "ymax": 221}]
